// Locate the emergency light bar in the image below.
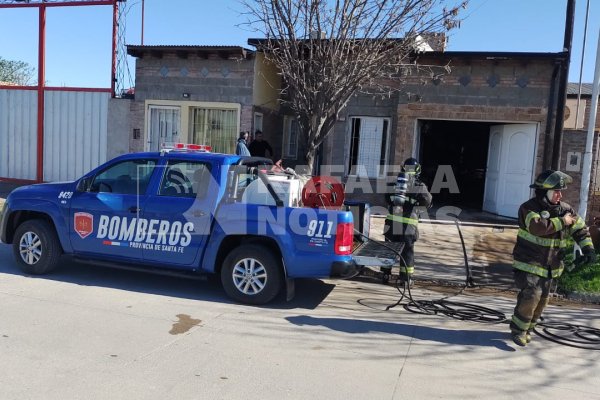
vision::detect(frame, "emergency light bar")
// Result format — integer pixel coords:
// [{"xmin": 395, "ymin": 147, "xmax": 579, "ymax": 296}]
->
[{"xmin": 160, "ymin": 143, "xmax": 212, "ymax": 154}]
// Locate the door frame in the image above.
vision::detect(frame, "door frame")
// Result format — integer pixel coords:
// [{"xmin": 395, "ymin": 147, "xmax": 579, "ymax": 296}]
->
[
  {"xmin": 415, "ymin": 118, "xmax": 540, "ymax": 215},
  {"xmin": 483, "ymin": 123, "xmax": 539, "ymax": 217}
]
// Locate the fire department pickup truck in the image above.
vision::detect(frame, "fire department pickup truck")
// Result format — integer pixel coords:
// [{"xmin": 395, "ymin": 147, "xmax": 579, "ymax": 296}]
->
[{"xmin": 0, "ymin": 145, "xmax": 396, "ymax": 304}]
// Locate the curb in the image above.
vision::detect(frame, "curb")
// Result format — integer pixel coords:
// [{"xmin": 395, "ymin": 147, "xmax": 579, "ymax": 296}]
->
[{"xmin": 566, "ymin": 291, "xmax": 600, "ymax": 304}]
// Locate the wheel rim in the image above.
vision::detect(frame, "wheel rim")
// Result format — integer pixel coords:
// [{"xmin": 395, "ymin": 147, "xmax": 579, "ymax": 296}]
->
[
  {"xmin": 232, "ymin": 258, "xmax": 267, "ymax": 295},
  {"xmin": 19, "ymin": 231, "xmax": 42, "ymax": 265}
]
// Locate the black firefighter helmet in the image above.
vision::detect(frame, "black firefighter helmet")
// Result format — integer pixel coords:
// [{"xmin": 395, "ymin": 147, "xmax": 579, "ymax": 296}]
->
[
  {"xmin": 529, "ymin": 170, "xmax": 572, "ymax": 190},
  {"xmin": 402, "ymin": 158, "xmax": 421, "ymax": 175}
]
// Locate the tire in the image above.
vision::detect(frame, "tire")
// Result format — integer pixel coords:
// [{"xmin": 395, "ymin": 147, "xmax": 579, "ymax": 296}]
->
[
  {"xmin": 12, "ymin": 219, "xmax": 62, "ymax": 275},
  {"xmin": 221, "ymin": 244, "xmax": 282, "ymax": 305}
]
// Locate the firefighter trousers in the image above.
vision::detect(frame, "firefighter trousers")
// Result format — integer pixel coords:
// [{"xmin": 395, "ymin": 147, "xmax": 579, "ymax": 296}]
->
[
  {"xmin": 510, "ymin": 269, "xmax": 552, "ymax": 334},
  {"xmin": 382, "ymin": 236, "xmax": 415, "ymax": 276}
]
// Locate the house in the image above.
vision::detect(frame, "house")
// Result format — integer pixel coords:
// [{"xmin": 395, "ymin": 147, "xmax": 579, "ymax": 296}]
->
[
  {"xmin": 563, "ymin": 83, "xmax": 600, "ymax": 218},
  {"xmin": 126, "ymin": 45, "xmax": 282, "ymax": 156},
  {"xmin": 327, "ymin": 50, "xmax": 569, "ymax": 218},
  {"xmin": 97, "ymin": 44, "xmax": 600, "ymax": 220}
]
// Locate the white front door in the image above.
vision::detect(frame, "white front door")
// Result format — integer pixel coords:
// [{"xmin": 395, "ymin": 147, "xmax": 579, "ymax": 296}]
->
[
  {"xmin": 483, "ymin": 124, "xmax": 537, "ymax": 218},
  {"xmin": 147, "ymin": 106, "xmax": 181, "ymax": 151}
]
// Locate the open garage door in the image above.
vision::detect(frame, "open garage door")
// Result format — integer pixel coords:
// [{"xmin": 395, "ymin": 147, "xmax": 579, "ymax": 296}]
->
[{"xmin": 483, "ymin": 124, "xmax": 537, "ymax": 218}]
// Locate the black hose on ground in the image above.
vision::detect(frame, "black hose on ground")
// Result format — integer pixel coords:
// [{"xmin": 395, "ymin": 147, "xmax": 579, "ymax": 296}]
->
[{"xmin": 354, "ymin": 229, "xmax": 600, "ymax": 350}]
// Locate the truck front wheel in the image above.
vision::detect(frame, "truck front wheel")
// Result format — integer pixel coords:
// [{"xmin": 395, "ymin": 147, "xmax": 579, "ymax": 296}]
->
[
  {"xmin": 12, "ymin": 220, "xmax": 62, "ymax": 275},
  {"xmin": 221, "ymin": 244, "xmax": 282, "ymax": 305}
]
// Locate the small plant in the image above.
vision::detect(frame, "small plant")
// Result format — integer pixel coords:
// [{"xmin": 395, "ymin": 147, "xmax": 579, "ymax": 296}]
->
[{"xmin": 558, "ymin": 250, "xmax": 600, "ymax": 294}]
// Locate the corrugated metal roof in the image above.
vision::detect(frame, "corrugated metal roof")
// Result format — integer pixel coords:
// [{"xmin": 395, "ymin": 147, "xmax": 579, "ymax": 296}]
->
[{"xmin": 568, "ymin": 82, "xmax": 594, "ymax": 96}]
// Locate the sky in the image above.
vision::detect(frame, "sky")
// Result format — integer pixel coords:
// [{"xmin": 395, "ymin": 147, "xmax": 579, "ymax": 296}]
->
[{"xmin": 0, "ymin": 0, "xmax": 599, "ymax": 88}]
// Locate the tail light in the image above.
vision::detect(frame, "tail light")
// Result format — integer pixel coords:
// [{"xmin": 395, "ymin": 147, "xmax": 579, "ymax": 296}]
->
[{"xmin": 335, "ymin": 222, "xmax": 354, "ymax": 255}]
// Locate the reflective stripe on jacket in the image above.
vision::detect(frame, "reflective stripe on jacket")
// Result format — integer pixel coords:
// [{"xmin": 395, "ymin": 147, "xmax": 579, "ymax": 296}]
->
[{"xmin": 513, "ymin": 197, "xmax": 594, "ymax": 278}]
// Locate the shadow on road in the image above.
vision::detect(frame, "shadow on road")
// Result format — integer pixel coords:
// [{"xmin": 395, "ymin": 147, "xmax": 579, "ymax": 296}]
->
[
  {"xmin": 286, "ymin": 315, "xmax": 515, "ymax": 352},
  {"xmin": 0, "ymin": 244, "xmax": 334, "ymax": 310}
]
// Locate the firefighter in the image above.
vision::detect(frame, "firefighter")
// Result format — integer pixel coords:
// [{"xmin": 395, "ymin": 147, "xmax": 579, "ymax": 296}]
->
[
  {"xmin": 510, "ymin": 170, "xmax": 596, "ymax": 347},
  {"xmin": 383, "ymin": 158, "xmax": 432, "ymax": 284}
]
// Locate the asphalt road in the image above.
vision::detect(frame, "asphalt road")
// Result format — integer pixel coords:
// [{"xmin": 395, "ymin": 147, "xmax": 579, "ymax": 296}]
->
[{"xmin": 1, "ymin": 242, "xmax": 600, "ymax": 400}]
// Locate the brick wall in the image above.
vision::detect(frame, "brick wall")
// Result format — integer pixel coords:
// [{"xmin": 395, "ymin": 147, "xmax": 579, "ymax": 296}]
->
[
  {"xmin": 130, "ymin": 52, "xmax": 256, "ymax": 151},
  {"xmin": 336, "ymin": 54, "xmax": 557, "ymax": 208}
]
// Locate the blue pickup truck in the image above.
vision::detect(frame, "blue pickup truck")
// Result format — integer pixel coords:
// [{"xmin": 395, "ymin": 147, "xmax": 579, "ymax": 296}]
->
[{"xmin": 0, "ymin": 147, "xmax": 391, "ymax": 304}]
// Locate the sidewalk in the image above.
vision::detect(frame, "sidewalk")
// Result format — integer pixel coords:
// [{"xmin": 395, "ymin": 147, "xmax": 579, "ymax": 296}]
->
[{"xmin": 368, "ymin": 215, "xmax": 518, "ymax": 290}]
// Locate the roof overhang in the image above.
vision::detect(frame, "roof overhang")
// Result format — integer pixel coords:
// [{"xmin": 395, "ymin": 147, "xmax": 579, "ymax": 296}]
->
[{"xmin": 127, "ymin": 45, "xmax": 254, "ymax": 60}]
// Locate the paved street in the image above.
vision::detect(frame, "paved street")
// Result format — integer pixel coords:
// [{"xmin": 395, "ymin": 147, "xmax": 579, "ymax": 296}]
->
[{"xmin": 1, "ymin": 241, "xmax": 600, "ymax": 400}]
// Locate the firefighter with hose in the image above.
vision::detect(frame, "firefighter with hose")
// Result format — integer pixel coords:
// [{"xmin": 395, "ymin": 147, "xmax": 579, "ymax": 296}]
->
[
  {"xmin": 510, "ymin": 170, "xmax": 596, "ymax": 347},
  {"xmin": 383, "ymin": 158, "xmax": 432, "ymax": 284}
]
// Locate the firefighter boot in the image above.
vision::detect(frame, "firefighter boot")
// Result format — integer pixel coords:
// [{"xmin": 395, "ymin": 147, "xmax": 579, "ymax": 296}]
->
[
  {"xmin": 398, "ymin": 272, "xmax": 413, "ymax": 288},
  {"xmin": 526, "ymin": 331, "xmax": 532, "ymax": 343},
  {"xmin": 511, "ymin": 331, "xmax": 528, "ymax": 347}
]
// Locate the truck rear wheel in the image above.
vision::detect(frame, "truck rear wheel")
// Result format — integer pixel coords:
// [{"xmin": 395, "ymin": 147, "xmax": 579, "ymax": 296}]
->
[
  {"xmin": 13, "ymin": 220, "xmax": 62, "ymax": 275},
  {"xmin": 221, "ymin": 244, "xmax": 282, "ymax": 305}
]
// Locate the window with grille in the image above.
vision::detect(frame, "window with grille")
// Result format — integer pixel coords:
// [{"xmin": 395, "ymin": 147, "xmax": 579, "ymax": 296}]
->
[
  {"xmin": 348, "ymin": 117, "xmax": 389, "ymax": 178},
  {"xmin": 283, "ymin": 116, "xmax": 299, "ymax": 159},
  {"xmin": 190, "ymin": 108, "xmax": 239, "ymax": 154}
]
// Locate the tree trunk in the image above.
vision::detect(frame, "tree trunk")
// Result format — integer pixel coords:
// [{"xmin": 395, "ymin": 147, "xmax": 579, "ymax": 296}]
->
[{"xmin": 305, "ymin": 150, "xmax": 316, "ymax": 176}]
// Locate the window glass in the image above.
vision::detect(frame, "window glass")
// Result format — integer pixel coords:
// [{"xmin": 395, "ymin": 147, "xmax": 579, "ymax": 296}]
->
[
  {"xmin": 190, "ymin": 108, "xmax": 238, "ymax": 154},
  {"xmin": 348, "ymin": 117, "xmax": 389, "ymax": 178},
  {"xmin": 159, "ymin": 161, "xmax": 212, "ymax": 198},
  {"xmin": 91, "ymin": 159, "xmax": 157, "ymax": 195},
  {"xmin": 254, "ymin": 112, "xmax": 263, "ymax": 134},
  {"xmin": 283, "ymin": 116, "xmax": 299, "ymax": 159}
]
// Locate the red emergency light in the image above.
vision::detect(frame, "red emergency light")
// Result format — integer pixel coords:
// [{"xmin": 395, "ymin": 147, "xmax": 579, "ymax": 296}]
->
[{"xmin": 167, "ymin": 143, "xmax": 212, "ymax": 152}]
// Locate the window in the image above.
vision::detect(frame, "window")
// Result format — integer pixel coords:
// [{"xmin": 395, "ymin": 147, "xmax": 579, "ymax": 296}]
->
[
  {"xmin": 283, "ymin": 116, "xmax": 299, "ymax": 159},
  {"xmin": 91, "ymin": 159, "xmax": 157, "ymax": 195},
  {"xmin": 348, "ymin": 117, "xmax": 389, "ymax": 178},
  {"xmin": 254, "ymin": 112, "xmax": 263, "ymax": 136},
  {"xmin": 147, "ymin": 106, "xmax": 180, "ymax": 151},
  {"xmin": 159, "ymin": 161, "xmax": 212, "ymax": 198},
  {"xmin": 190, "ymin": 108, "xmax": 238, "ymax": 154}
]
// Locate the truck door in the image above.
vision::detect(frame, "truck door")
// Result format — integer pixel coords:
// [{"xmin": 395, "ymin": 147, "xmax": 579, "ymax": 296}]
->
[
  {"xmin": 141, "ymin": 160, "xmax": 216, "ymax": 267},
  {"xmin": 69, "ymin": 158, "xmax": 158, "ymax": 260}
]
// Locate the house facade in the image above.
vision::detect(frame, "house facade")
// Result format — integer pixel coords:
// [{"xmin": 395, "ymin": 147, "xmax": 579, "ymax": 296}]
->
[
  {"xmin": 330, "ymin": 51, "xmax": 568, "ymax": 218},
  {"xmin": 126, "ymin": 44, "xmax": 599, "ymax": 220},
  {"xmin": 126, "ymin": 45, "xmax": 286, "ymax": 157}
]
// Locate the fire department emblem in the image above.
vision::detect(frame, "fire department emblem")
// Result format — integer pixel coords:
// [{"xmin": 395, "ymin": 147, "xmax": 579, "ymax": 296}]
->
[{"xmin": 74, "ymin": 212, "xmax": 94, "ymax": 239}]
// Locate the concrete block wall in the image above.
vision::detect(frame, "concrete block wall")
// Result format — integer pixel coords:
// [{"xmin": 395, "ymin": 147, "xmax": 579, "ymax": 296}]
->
[
  {"xmin": 338, "ymin": 55, "xmax": 556, "ymax": 207},
  {"xmin": 130, "ymin": 53, "xmax": 256, "ymax": 151},
  {"xmin": 134, "ymin": 55, "xmax": 254, "ymax": 102},
  {"xmin": 107, "ymin": 98, "xmax": 131, "ymax": 159}
]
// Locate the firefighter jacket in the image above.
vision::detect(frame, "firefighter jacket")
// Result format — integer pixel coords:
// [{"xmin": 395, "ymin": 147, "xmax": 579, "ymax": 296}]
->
[
  {"xmin": 513, "ymin": 195, "xmax": 594, "ymax": 278},
  {"xmin": 384, "ymin": 176, "xmax": 432, "ymax": 239}
]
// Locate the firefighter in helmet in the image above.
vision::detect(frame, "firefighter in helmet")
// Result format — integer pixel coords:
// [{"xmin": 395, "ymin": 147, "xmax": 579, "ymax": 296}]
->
[
  {"xmin": 383, "ymin": 158, "xmax": 432, "ymax": 283},
  {"xmin": 510, "ymin": 170, "xmax": 596, "ymax": 347}
]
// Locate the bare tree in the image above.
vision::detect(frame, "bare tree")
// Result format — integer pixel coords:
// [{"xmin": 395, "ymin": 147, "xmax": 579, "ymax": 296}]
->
[
  {"xmin": 0, "ymin": 57, "xmax": 35, "ymax": 85},
  {"xmin": 242, "ymin": 0, "xmax": 467, "ymax": 172}
]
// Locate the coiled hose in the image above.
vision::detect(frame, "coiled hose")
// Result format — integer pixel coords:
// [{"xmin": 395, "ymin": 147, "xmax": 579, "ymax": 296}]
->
[{"xmin": 357, "ymin": 230, "xmax": 600, "ymax": 350}]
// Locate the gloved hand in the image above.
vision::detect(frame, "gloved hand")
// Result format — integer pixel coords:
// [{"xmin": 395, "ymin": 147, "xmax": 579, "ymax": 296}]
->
[{"xmin": 581, "ymin": 247, "xmax": 598, "ymax": 265}]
